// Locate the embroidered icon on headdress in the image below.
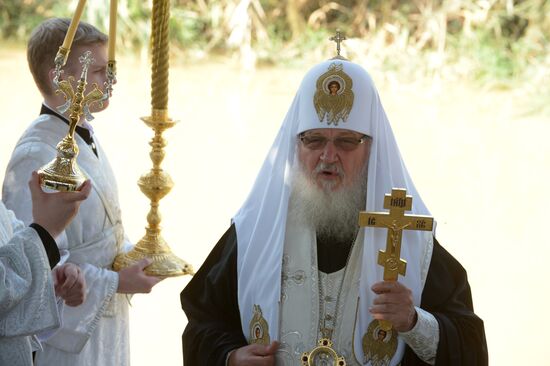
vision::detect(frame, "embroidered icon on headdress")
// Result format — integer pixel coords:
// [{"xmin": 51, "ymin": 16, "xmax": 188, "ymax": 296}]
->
[
  {"xmin": 313, "ymin": 62, "xmax": 354, "ymax": 125},
  {"xmin": 362, "ymin": 320, "xmax": 398, "ymax": 366},
  {"xmin": 249, "ymin": 304, "xmax": 270, "ymax": 345}
]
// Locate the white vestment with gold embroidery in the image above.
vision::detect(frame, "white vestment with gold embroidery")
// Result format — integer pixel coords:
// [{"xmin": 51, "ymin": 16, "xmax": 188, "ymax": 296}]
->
[
  {"xmin": 277, "ymin": 219, "xmax": 364, "ymax": 365},
  {"xmin": 234, "ymin": 60, "xmax": 439, "ymax": 365},
  {"xmin": 0, "ymin": 203, "xmax": 59, "ymax": 366}
]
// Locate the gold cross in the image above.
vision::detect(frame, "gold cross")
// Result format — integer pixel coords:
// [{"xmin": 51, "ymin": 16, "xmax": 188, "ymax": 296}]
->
[
  {"xmin": 55, "ymin": 51, "xmax": 106, "ymax": 137},
  {"xmin": 79, "ymin": 50, "xmax": 95, "ymax": 69},
  {"xmin": 330, "ymin": 29, "xmax": 346, "ymax": 57},
  {"xmin": 358, "ymin": 188, "xmax": 433, "ymax": 330}
]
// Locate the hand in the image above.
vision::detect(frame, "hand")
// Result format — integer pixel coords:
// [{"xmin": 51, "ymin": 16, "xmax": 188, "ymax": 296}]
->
[
  {"xmin": 29, "ymin": 171, "xmax": 92, "ymax": 239},
  {"xmin": 117, "ymin": 258, "xmax": 163, "ymax": 294},
  {"xmin": 369, "ymin": 280, "xmax": 417, "ymax": 332},
  {"xmin": 53, "ymin": 263, "xmax": 87, "ymax": 306},
  {"xmin": 228, "ymin": 341, "xmax": 279, "ymax": 366}
]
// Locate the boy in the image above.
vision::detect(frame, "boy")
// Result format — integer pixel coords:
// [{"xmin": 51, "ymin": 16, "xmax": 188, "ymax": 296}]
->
[{"xmin": 2, "ymin": 18, "xmax": 161, "ymax": 366}]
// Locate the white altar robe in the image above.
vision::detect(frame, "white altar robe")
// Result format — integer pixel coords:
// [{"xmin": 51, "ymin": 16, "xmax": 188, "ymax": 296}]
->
[
  {"xmin": 277, "ymin": 219, "xmax": 365, "ymax": 365},
  {"xmin": 0, "ymin": 202, "xmax": 59, "ymax": 366},
  {"xmin": 2, "ymin": 114, "xmax": 132, "ymax": 366}
]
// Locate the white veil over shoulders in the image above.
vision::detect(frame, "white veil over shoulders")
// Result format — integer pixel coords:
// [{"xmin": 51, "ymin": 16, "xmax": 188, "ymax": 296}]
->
[{"xmin": 233, "ymin": 59, "xmax": 434, "ymax": 364}]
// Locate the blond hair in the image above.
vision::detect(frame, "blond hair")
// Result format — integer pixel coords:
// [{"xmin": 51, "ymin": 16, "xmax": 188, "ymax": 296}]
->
[{"xmin": 27, "ymin": 18, "xmax": 107, "ymax": 96}]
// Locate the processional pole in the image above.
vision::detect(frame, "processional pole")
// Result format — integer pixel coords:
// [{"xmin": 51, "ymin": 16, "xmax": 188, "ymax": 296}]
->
[{"xmin": 113, "ymin": 0, "xmax": 193, "ymax": 276}]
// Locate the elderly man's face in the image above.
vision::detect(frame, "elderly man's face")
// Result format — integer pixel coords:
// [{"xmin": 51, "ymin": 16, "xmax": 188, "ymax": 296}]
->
[{"xmin": 297, "ymin": 128, "xmax": 371, "ymax": 191}]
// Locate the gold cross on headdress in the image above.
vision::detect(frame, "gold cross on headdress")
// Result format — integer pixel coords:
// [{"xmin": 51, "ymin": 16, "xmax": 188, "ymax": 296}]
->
[
  {"xmin": 330, "ymin": 29, "xmax": 346, "ymax": 58},
  {"xmin": 358, "ymin": 188, "xmax": 434, "ymax": 330}
]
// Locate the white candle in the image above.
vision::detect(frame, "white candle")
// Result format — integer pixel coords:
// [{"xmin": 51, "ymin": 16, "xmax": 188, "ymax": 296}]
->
[
  {"xmin": 61, "ymin": 0, "xmax": 87, "ymax": 50},
  {"xmin": 108, "ymin": 0, "xmax": 118, "ymax": 60}
]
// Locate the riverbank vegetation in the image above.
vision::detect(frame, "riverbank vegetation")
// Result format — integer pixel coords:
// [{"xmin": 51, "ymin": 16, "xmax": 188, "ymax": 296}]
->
[{"xmin": 2, "ymin": 0, "xmax": 548, "ymax": 104}]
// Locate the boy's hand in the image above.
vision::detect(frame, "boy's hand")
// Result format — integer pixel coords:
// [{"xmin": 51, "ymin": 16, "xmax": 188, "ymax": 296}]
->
[
  {"xmin": 116, "ymin": 258, "xmax": 163, "ymax": 294},
  {"xmin": 54, "ymin": 263, "xmax": 87, "ymax": 306}
]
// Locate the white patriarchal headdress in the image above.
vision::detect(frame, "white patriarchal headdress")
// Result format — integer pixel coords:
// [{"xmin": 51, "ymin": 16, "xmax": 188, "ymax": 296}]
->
[{"xmin": 233, "ymin": 58, "xmax": 433, "ymax": 364}]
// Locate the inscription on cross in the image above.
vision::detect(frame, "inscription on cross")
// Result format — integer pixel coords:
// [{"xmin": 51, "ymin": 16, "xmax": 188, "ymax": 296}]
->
[{"xmin": 358, "ymin": 188, "xmax": 434, "ymax": 330}]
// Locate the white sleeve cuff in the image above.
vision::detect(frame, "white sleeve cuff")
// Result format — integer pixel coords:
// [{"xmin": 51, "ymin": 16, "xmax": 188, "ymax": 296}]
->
[{"xmin": 399, "ymin": 307, "xmax": 439, "ymax": 365}]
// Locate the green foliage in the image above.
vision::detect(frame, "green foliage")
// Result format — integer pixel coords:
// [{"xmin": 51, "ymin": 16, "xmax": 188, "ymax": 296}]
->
[
  {"xmin": 1, "ymin": 0, "xmax": 548, "ymax": 89},
  {"xmin": 0, "ymin": 0, "xmax": 70, "ymax": 39},
  {"xmin": 170, "ymin": 8, "xmax": 207, "ymax": 48}
]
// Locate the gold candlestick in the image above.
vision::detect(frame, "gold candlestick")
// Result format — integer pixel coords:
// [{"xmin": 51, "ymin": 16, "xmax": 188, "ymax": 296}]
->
[
  {"xmin": 113, "ymin": 0, "xmax": 193, "ymax": 277},
  {"xmin": 38, "ymin": 51, "xmax": 105, "ymax": 191}
]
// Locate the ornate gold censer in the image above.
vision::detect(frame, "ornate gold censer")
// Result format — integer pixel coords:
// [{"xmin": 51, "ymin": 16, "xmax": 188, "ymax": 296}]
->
[{"xmin": 113, "ymin": 0, "xmax": 193, "ymax": 277}]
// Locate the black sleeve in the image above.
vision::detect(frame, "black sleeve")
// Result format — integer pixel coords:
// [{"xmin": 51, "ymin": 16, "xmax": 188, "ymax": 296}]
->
[
  {"xmin": 29, "ymin": 223, "xmax": 60, "ymax": 269},
  {"xmin": 402, "ymin": 239, "xmax": 488, "ymax": 366},
  {"xmin": 181, "ymin": 224, "xmax": 248, "ymax": 366}
]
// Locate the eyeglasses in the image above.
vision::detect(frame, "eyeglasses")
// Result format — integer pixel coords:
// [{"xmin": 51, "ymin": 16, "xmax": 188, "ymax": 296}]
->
[{"xmin": 299, "ymin": 133, "xmax": 369, "ymax": 151}]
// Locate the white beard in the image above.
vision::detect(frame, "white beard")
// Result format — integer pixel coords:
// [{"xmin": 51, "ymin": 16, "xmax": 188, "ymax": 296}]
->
[{"xmin": 288, "ymin": 162, "xmax": 367, "ymax": 243}]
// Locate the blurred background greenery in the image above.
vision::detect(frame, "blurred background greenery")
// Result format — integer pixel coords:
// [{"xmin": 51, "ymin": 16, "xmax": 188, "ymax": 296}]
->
[{"xmin": 1, "ymin": 0, "xmax": 548, "ymax": 93}]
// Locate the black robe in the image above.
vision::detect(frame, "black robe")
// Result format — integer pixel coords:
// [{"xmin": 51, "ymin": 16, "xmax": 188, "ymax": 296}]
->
[{"xmin": 181, "ymin": 225, "xmax": 488, "ymax": 365}]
